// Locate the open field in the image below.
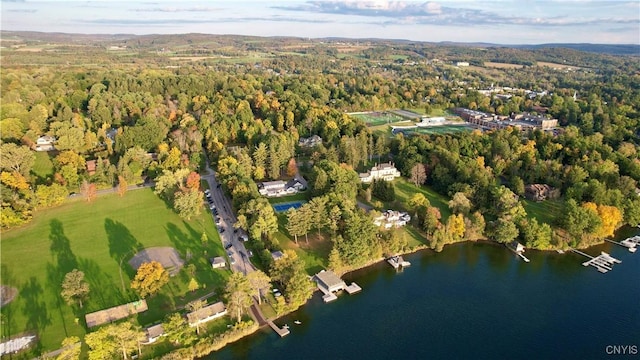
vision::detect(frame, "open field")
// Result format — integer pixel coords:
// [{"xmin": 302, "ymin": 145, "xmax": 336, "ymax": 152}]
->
[
  {"xmin": 32, "ymin": 152, "xmax": 55, "ymax": 183},
  {"xmin": 484, "ymin": 62, "xmax": 524, "ymax": 69},
  {"xmin": 393, "ymin": 178, "xmax": 452, "ymax": 220},
  {"xmin": 0, "ymin": 189, "xmax": 227, "ymax": 354},
  {"xmin": 537, "ymin": 61, "xmax": 581, "ymax": 70},
  {"xmin": 349, "ymin": 111, "xmax": 405, "ymax": 127}
]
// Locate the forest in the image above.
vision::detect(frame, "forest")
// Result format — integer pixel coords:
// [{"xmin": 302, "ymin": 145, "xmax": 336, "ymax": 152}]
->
[{"xmin": 1, "ymin": 32, "xmax": 639, "ymax": 358}]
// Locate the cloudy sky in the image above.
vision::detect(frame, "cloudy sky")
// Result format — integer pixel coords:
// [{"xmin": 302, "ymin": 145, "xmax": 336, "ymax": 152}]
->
[{"xmin": 2, "ymin": 0, "xmax": 639, "ymax": 44}]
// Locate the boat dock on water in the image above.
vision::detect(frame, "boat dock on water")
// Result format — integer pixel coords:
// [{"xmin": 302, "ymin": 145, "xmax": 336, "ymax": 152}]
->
[
  {"xmin": 570, "ymin": 249, "xmax": 621, "ymax": 273},
  {"xmin": 387, "ymin": 255, "xmax": 411, "ymax": 269},
  {"xmin": 605, "ymin": 238, "xmax": 637, "ymax": 253},
  {"xmin": 313, "ymin": 270, "xmax": 362, "ymax": 303},
  {"xmin": 507, "ymin": 242, "xmax": 530, "ymax": 262}
]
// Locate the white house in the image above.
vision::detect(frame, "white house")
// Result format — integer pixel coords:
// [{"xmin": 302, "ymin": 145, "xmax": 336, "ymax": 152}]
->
[
  {"xmin": 456, "ymin": 61, "xmax": 470, "ymax": 67},
  {"xmin": 258, "ymin": 180, "xmax": 287, "ymax": 197},
  {"xmin": 142, "ymin": 324, "xmax": 165, "ymax": 344},
  {"xmin": 187, "ymin": 301, "xmax": 227, "ymax": 327},
  {"xmin": 359, "ymin": 162, "xmax": 401, "ymax": 183},
  {"xmin": 35, "ymin": 135, "xmax": 56, "ymax": 152},
  {"xmin": 258, "ymin": 176, "xmax": 307, "ymax": 197},
  {"xmin": 298, "ymin": 135, "xmax": 323, "ymax": 148},
  {"xmin": 373, "ymin": 210, "xmax": 411, "ymax": 229}
]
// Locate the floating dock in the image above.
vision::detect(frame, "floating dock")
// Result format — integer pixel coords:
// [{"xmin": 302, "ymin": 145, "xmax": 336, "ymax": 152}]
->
[
  {"xmin": 387, "ymin": 255, "xmax": 411, "ymax": 269},
  {"xmin": 268, "ymin": 320, "xmax": 290, "ymax": 337},
  {"xmin": 345, "ymin": 283, "xmax": 362, "ymax": 294},
  {"xmin": 572, "ymin": 249, "xmax": 621, "ymax": 273},
  {"xmin": 605, "ymin": 238, "xmax": 637, "ymax": 253},
  {"xmin": 507, "ymin": 242, "xmax": 530, "ymax": 262}
]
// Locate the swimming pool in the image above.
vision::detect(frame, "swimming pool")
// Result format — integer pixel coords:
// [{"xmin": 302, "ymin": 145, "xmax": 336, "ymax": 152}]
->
[{"xmin": 272, "ymin": 201, "xmax": 306, "ymax": 213}]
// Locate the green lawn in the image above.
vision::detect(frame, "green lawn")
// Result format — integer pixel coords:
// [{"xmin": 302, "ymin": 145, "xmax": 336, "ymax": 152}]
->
[
  {"xmin": 32, "ymin": 151, "xmax": 55, "ymax": 183},
  {"xmin": 0, "ymin": 188, "xmax": 227, "ymax": 354},
  {"xmin": 523, "ymin": 199, "xmax": 562, "ymax": 225},
  {"xmin": 267, "ymin": 192, "xmax": 309, "ymax": 204},
  {"xmin": 393, "ymin": 178, "xmax": 452, "ymax": 220},
  {"xmin": 273, "ymin": 214, "xmax": 330, "ymax": 275}
]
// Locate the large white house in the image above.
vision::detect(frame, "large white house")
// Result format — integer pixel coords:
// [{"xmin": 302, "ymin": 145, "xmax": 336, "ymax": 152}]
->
[
  {"xmin": 359, "ymin": 162, "xmax": 401, "ymax": 183},
  {"xmin": 258, "ymin": 176, "xmax": 307, "ymax": 197},
  {"xmin": 35, "ymin": 135, "xmax": 56, "ymax": 152},
  {"xmin": 373, "ymin": 210, "xmax": 411, "ymax": 229}
]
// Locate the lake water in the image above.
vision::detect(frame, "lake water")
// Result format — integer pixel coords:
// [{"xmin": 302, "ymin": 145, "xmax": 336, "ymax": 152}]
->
[{"xmin": 213, "ymin": 229, "xmax": 640, "ymax": 360}]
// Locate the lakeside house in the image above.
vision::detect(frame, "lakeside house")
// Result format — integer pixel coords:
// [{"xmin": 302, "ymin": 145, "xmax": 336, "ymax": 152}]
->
[
  {"xmin": 359, "ymin": 162, "xmax": 401, "ymax": 183},
  {"xmin": 298, "ymin": 135, "xmax": 323, "ymax": 148},
  {"xmin": 187, "ymin": 301, "xmax": 227, "ymax": 327},
  {"xmin": 35, "ymin": 135, "xmax": 56, "ymax": 152},
  {"xmin": 142, "ymin": 324, "xmax": 165, "ymax": 344},
  {"xmin": 313, "ymin": 270, "xmax": 361, "ymax": 303},
  {"xmin": 373, "ymin": 210, "xmax": 411, "ymax": 229},
  {"xmin": 524, "ymin": 184, "xmax": 560, "ymax": 202},
  {"xmin": 210, "ymin": 256, "xmax": 226, "ymax": 269},
  {"xmin": 258, "ymin": 176, "xmax": 307, "ymax": 197}
]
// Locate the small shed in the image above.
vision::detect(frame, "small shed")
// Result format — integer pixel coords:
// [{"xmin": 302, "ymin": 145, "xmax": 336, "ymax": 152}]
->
[
  {"xmin": 271, "ymin": 251, "xmax": 285, "ymax": 261},
  {"xmin": 143, "ymin": 324, "xmax": 165, "ymax": 344},
  {"xmin": 210, "ymin": 256, "xmax": 226, "ymax": 269}
]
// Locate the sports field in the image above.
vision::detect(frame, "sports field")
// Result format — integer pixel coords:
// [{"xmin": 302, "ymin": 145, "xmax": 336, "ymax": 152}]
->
[
  {"xmin": 349, "ymin": 111, "xmax": 405, "ymax": 126},
  {"xmin": 0, "ymin": 188, "xmax": 227, "ymax": 353},
  {"xmin": 392, "ymin": 124, "xmax": 472, "ymax": 135}
]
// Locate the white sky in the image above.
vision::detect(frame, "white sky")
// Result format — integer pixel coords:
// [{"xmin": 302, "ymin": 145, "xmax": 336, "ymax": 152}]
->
[{"xmin": 1, "ymin": 0, "xmax": 639, "ymax": 44}]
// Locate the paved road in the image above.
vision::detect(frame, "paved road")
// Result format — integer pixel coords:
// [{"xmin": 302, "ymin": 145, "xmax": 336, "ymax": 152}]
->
[{"xmin": 201, "ymin": 157, "xmax": 255, "ymax": 275}]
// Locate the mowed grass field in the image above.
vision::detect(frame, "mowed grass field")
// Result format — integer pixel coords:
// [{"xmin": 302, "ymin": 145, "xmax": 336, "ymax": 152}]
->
[{"xmin": 1, "ymin": 188, "xmax": 227, "ymax": 353}]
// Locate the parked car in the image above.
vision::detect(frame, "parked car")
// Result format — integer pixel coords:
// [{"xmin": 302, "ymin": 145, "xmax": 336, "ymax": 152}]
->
[
  {"xmin": 204, "ymin": 189, "xmax": 211, "ymax": 196},
  {"xmin": 224, "ymin": 242, "xmax": 233, "ymax": 250}
]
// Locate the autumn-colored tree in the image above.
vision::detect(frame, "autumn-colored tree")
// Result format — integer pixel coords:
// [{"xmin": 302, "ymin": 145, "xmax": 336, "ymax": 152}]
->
[
  {"xmin": 410, "ymin": 163, "xmax": 427, "ymax": 186},
  {"xmin": 188, "ymin": 278, "xmax": 200, "ymax": 293},
  {"xmin": 85, "ymin": 322, "xmax": 145, "ymax": 360},
  {"xmin": 0, "ymin": 171, "xmax": 29, "ymax": 191},
  {"xmin": 130, "ymin": 261, "xmax": 169, "ymax": 298},
  {"xmin": 582, "ymin": 202, "xmax": 623, "ymax": 238},
  {"xmin": 286, "ymin": 158, "xmax": 297, "ymax": 177},
  {"xmin": 57, "ymin": 336, "xmax": 81, "ymax": 360},
  {"xmin": 225, "ymin": 273, "xmax": 254, "ymax": 323},
  {"xmin": 61, "ymin": 269, "xmax": 90, "ymax": 308},
  {"xmin": 117, "ymin": 175, "xmax": 128, "ymax": 197},
  {"xmin": 185, "ymin": 171, "xmax": 200, "ymax": 190},
  {"xmin": 81, "ymin": 180, "xmax": 97, "ymax": 202},
  {"xmin": 246, "ymin": 270, "xmax": 271, "ymax": 305},
  {"xmin": 163, "ymin": 313, "xmax": 196, "ymax": 346}
]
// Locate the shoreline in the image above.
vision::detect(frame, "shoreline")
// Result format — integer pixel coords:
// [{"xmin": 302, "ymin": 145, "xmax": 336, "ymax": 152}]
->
[{"xmin": 222, "ymin": 228, "xmax": 637, "ymax": 352}]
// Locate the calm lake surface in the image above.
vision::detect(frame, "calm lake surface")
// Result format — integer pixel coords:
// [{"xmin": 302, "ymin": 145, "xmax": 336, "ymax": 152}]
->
[{"xmin": 213, "ymin": 229, "xmax": 640, "ymax": 360}]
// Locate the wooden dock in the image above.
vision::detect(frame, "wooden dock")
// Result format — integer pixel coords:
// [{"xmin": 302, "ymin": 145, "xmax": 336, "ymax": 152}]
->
[
  {"xmin": 573, "ymin": 249, "xmax": 621, "ymax": 273},
  {"xmin": 605, "ymin": 238, "xmax": 637, "ymax": 253},
  {"xmin": 387, "ymin": 256, "xmax": 411, "ymax": 269},
  {"xmin": 268, "ymin": 320, "xmax": 290, "ymax": 337},
  {"xmin": 345, "ymin": 282, "xmax": 361, "ymax": 294}
]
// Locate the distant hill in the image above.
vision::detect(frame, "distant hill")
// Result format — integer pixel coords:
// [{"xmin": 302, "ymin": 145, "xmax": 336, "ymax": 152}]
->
[{"xmin": 515, "ymin": 43, "xmax": 640, "ymax": 56}]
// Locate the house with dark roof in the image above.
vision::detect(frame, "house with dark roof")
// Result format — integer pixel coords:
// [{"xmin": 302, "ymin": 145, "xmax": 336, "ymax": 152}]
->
[
  {"xmin": 258, "ymin": 176, "xmax": 307, "ymax": 197},
  {"xmin": 142, "ymin": 324, "xmax": 165, "ymax": 344},
  {"xmin": 524, "ymin": 184, "xmax": 560, "ymax": 202}
]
